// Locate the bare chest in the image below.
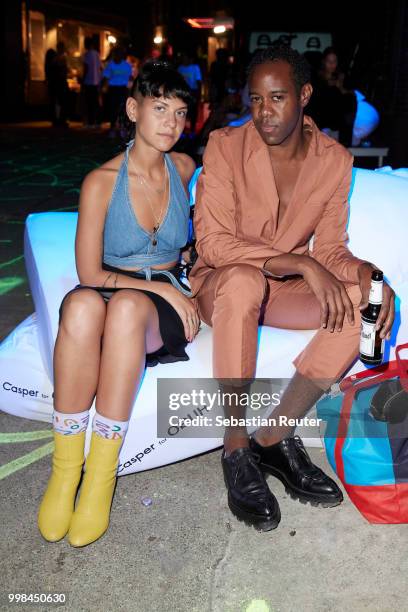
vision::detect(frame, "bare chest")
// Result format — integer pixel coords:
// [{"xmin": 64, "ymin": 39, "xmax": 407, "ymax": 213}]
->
[{"xmin": 272, "ymin": 161, "xmax": 303, "ymax": 227}]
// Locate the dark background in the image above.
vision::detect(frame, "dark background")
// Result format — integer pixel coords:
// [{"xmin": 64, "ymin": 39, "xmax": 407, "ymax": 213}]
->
[{"xmin": 1, "ymin": 0, "xmax": 408, "ymax": 164}]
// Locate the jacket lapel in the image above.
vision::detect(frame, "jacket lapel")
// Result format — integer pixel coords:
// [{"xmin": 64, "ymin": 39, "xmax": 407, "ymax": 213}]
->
[
  {"xmin": 246, "ymin": 126, "xmax": 280, "ymax": 234},
  {"xmin": 244, "ymin": 116, "xmax": 329, "ymax": 247},
  {"xmin": 273, "ymin": 134, "xmax": 320, "ymax": 245}
]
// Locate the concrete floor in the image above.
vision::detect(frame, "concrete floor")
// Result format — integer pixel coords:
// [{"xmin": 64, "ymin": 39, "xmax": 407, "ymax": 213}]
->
[{"xmin": 0, "ymin": 124, "xmax": 407, "ymax": 612}]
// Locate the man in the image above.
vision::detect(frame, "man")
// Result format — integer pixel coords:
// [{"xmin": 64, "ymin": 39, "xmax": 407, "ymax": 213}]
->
[{"xmin": 190, "ymin": 46, "xmax": 395, "ymax": 531}]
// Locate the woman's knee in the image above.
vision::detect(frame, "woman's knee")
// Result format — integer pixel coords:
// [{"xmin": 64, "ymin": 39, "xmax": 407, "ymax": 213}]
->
[
  {"xmin": 106, "ymin": 290, "xmax": 155, "ymax": 327},
  {"xmin": 60, "ymin": 289, "xmax": 106, "ymax": 334}
]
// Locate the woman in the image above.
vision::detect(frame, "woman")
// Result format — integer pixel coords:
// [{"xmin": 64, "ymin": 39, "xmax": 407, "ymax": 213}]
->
[
  {"xmin": 38, "ymin": 61, "xmax": 199, "ymax": 547},
  {"xmin": 319, "ymin": 47, "xmax": 345, "ymax": 91},
  {"xmin": 314, "ymin": 47, "xmax": 357, "ymax": 146}
]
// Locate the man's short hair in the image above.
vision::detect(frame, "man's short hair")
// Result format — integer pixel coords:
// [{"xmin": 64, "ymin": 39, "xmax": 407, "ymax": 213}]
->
[{"xmin": 247, "ymin": 46, "xmax": 311, "ymax": 95}]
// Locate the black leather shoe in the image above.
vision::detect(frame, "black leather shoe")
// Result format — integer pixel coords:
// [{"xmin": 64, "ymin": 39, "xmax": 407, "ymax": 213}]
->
[
  {"xmin": 250, "ymin": 435, "xmax": 343, "ymax": 508},
  {"xmin": 221, "ymin": 447, "xmax": 281, "ymax": 531}
]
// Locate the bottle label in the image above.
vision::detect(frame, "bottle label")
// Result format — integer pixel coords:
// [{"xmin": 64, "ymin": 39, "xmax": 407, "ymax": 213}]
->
[
  {"xmin": 360, "ymin": 320, "xmax": 376, "ymax": 357},
  {"xmin": 369, "ymin": 280, "xmax": 383, "ymax": 305}
]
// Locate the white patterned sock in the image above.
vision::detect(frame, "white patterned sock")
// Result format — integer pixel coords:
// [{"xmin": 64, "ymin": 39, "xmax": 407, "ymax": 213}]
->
[
  {"xmin": 53, "ymin": 409, "xmax": 89, "ymax": 435},
  {"xmin": 92, "ymin": 411, "xmax": 129, "ymax": 440}
]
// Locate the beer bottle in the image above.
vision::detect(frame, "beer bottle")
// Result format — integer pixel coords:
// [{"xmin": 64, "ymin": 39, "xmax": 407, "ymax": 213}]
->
[{"xmin": 360, "ymin": 270, "xmax": 384, "ymax": 365}]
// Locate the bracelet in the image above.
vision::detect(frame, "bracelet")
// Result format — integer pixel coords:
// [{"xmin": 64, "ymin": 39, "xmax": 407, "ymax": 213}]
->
[
  {"xmin": 262, "ymin": 268, "xmax": 285, "ymax": 279},
  {"xmin": 262, "ymin": 256, "xmax": 285, "ymax": 279}
]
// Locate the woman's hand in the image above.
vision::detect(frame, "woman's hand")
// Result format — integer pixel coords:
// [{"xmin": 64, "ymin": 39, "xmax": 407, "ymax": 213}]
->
[
  {"xmin": 181, "ymin": 245, "xmax": 193, "ymax": 264},
  {"xmin": 300, "ymin": 258, "xmax": 355, "ymax": 332},
  {"xmin": 156, "ymin": 284, "xmax": 200, "ymax": 342}
]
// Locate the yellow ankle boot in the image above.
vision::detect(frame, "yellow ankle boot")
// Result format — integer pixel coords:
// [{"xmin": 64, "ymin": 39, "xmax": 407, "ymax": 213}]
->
[
  {"xmin": 38, "ymin": 431, "xmax": 85, "ymax": 542},
  {"xmin": 68, "ymin": 432, "xmax": 122, "ymax": 547}
]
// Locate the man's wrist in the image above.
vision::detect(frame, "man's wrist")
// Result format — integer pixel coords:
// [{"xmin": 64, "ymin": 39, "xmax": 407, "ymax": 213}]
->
[
  {"xmin": 357, "ymin": 261, "xmax": 378, "ymax": 277},
  {"xmin": 262, "ymin": 256, "xmax": 285, "ymax": 278},
  {"xmin": 296, "ymin": 255, "xmax": 317, "ymax": 276},
  {"xmin": 263, "ymin": 253, "xmax": 315, "ymax": 278}
]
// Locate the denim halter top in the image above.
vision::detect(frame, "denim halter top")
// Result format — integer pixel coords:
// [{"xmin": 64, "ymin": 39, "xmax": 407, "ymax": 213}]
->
[{"xmin": 103, "ymin": 140, "xmax": 190, "ymax": 292}]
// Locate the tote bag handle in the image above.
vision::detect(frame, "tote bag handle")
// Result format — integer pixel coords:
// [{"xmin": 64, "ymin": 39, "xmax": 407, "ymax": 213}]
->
[
  {"xmin": 395, "ymin": 342, "xmax": 408, "ymax": 391},
  {"xmin": 340, "ymin": 342, "xmax": 408, "ymax": 392},
  {"xmin": 334, "ymin": 342, "xmax": 408, "ymax": 481}
]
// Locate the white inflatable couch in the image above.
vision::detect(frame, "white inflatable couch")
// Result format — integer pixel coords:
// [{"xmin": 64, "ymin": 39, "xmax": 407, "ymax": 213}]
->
[{"xmin": 1, "ymin": 167, "xmax": 407, "ymax": 476}]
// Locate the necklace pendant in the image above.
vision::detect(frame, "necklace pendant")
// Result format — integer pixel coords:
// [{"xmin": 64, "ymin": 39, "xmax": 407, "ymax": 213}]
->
[{"xmin": 152, "ymin": 226, "xmax": 158, "ymax": 246}]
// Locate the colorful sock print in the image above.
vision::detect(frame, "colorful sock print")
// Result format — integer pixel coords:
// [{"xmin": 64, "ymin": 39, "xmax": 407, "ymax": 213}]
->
[
  {"xmin": 53, "ymin": 409, "xmax": 90, "ymax": 435},
  {"xmin": 92, "ymin": 411, "xmax": 129, "ymax": 440}
]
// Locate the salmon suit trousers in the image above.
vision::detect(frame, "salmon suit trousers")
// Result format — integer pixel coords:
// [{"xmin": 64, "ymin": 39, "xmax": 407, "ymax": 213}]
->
[{"xmin": 196, "ymin": 263, "xmax": 362, "ymax": 389}]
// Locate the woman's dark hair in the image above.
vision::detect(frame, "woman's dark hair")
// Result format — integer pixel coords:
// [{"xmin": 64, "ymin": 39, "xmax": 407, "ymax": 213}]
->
[
  {"xmin": 131, "ymin": 59, "xmax": 193, "ymax": 105},
  {"xmin": 322, "ymin": 46, "xmax": 338, "ymax": 60},
  {"xmin": 121, "ymin": 60, "xmax": 193, "ymax": 143}
]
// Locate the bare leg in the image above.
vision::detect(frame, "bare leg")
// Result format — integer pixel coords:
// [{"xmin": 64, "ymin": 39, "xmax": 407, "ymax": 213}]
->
[
  {"xmin": 53, "ymin": 289, "xmax": 107, "ymax": 412},
  {"xmin": 54, "ymin": 288, "xmax": 164, "ymax": 419},
  {"xmin": 40, "ymin": 288, "xmax": 166, "ymax": 545},
  {"xmin": 39, "ymin": 289, "xmax": 108, "ymax": 542},
  {"xmin": 95, "ymin": 290, "xmax": 164, "ymax": 421},
  {"xmin": 64, "ymin": 290, "xmax": 165, "ymax": 548},
  {"xmin": 253, "ymin": 372, "xmax": 324, "ymax": 446}
]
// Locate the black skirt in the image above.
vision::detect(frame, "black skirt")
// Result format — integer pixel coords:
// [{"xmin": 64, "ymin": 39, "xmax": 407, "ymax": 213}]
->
[{"xmin": 59, "ymin": 264, "xmax": 191, "ymax": 367}]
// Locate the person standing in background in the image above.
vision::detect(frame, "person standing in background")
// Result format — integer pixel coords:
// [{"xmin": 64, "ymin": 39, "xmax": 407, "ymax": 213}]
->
[
  {"xmin": 209, "ymin": 48, "xmax": 229, "ymax": 108},
  {"xmin": 45, "ymin": 48, "xmax": 57, "ymax": 125},
  {"xmin": 127, "ymin": 54, "xmax": 140, "ymax": 81},
  {"xmin": 178, "ymin": 54, "xmax": 202, "ymax": 134},
  {"xmin": 102, "ymin": 46, "xmax": 133, "ymax": 138},
  {"xmin": 82, "ymin": 37, "xmax": 102, "ymax": 128},
  {"xmin": 47, "ymin": 42, "xmax": 70, "ymax": 128},
  {"xmin": 309, "ymin": 47, "xmax": 357, "ymax": 146}
]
